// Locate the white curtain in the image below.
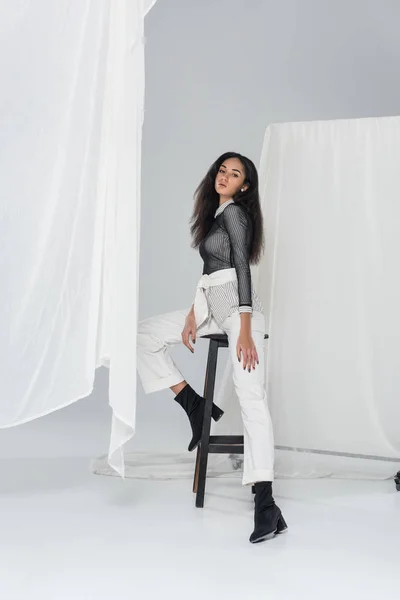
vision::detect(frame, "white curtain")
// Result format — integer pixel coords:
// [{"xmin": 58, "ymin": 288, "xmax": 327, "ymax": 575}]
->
[
  {"xmin": 212, "ymin": 116, "xmax": 400, "ymax": 481},
  {"xmin": 0, "ymin": 0, "xmax": 158, "ymax": 477},
  {"xmin": 251, "ymin": 116, "xmax": 400, "ymax": 480}
]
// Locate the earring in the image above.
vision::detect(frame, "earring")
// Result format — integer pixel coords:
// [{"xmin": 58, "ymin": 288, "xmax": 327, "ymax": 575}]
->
[{"xmin": 241, "ymin": 188, "xmax": 245, "ymax": 192}]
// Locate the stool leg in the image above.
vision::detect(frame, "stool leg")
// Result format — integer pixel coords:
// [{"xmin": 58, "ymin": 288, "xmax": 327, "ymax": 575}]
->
[
  {"xmin": 193, "ymin": 446, "xmax": 200, "ymax": 493},
  {"xmin": 196, "ymin": 339, "xmax": 219, "ymax": 508}
]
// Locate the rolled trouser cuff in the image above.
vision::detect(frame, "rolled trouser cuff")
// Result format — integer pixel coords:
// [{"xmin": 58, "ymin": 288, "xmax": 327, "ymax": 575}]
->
[
  {"xmin": 141, "ymin": 371, "xmax": 185, "ymax": 394},
  {"xmin": 242, "ymin": 469, "xmax": 274, "ymax": 486}
]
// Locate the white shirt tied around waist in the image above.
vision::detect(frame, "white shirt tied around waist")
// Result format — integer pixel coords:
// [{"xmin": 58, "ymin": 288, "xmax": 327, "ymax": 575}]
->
[{"xmin": 194, "ymin": 268, "xmax": 253, "ymax": 328}]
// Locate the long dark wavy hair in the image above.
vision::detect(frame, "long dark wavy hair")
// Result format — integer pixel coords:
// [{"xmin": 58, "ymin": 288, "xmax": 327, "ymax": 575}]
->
[{"xmin": 190, "ymin": 152, "xmax": 264, "ymax": 264}]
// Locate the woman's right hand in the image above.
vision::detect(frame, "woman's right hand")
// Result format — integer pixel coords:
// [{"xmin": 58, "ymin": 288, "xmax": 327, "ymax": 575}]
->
[{"xmin": 182, "ymin": 310, "xmax": 197, "ymax": 353}]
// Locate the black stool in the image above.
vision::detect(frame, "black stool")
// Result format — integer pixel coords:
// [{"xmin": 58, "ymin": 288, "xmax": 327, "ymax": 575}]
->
[{"xmin": 193, "ymin": 332, "xmax": 268, "ymax": 508}]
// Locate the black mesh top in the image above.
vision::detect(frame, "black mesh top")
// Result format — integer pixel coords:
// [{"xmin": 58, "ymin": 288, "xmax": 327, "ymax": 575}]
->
[{"xmin": 199, "ymin": 201, "xmax": 253, "ymax": 309}]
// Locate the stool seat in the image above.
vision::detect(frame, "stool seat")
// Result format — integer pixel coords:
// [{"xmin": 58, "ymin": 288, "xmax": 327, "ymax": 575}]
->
[
  {"xmin": 193, "ymin": 331, "xmax": 268, "ymax": 507},
  {"xmin": 201, "ymin": 333, "xmax": 268, "ymax": 341}
]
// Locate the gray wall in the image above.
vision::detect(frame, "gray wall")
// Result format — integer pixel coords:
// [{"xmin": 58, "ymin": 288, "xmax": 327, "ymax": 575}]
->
[
  {"xmin": 141, "ymin": 0, "xmax": 400, "ymax": 318},
  {"xmin": 133, "ymin": 0, "xmax": 400, "ymax": 439}
]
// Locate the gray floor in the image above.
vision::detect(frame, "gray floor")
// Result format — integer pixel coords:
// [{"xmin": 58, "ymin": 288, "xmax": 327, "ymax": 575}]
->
[{"xmin": 0, "ymin": 367, "xmax": 399, "ymax": 599}]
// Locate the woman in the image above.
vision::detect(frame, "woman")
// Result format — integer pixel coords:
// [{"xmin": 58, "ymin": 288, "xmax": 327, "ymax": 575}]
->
[{"xmin": 137, "ymin": 152, "xmax": 287, "ymax": 544}]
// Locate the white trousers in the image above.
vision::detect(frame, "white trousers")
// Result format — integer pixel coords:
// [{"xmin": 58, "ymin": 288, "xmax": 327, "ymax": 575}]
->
[{"xmin": 137, "ymin": 309, "xmax": 274, "ymax": 485}]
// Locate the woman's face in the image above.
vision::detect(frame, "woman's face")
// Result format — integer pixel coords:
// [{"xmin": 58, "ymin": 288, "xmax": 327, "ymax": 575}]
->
[{"xmin": 215, "ymin": 157, "xmax": 247, "ymax": 198}]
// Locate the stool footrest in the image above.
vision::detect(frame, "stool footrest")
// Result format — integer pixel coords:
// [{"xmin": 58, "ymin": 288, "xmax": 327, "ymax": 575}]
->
[
  {"xmin": 209, "ymin": 444, "xmax": 244, "ymax": 454},
  {"xmin": 207, "ymin": 435, "xmax": 245, "ymax": 455},
  {"xmin": 209, "ymin": 435, "xmax": 244, "ymax": 445}
]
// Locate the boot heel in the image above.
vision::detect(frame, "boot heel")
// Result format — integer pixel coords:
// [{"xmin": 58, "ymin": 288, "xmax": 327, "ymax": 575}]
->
[
  {"xmin": 276, "ymin": 515, "xmax": 288, "ymax": 534},
  {"xmin": 211, "ymin": 403, "xmax": 224, "ymax": 422}
]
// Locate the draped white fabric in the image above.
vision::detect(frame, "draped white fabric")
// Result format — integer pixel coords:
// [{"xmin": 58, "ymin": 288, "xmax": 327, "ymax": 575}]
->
[
  {"xmin": 0, "ymin": 0, "xmax": 157, "ymax": 477},
  {"xmin": 218, "ymin": 116, "xmax": 400, "ymax": 481}
]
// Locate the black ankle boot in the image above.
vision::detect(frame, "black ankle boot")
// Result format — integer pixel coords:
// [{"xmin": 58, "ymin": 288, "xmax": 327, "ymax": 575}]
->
[
  {"xmin": 249, "ymin": 482, "xmax": 288, "ymax": 544},
  {"xmin": 174, "ymin": 384, "xmax": 224, "ymax": 451}
]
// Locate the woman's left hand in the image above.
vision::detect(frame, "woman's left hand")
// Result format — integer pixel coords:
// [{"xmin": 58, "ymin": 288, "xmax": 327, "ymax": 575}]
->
[{"xmin": 237, "ymin": 332, "xmax": 259, "ymax": 372}]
